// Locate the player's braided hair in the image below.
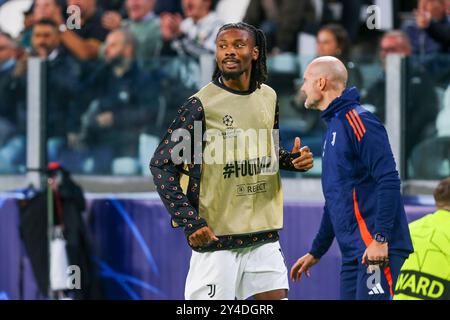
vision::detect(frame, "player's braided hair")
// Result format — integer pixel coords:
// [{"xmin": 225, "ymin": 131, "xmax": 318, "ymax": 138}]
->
[{"xmin": 212, "ymin": 22, "xmax": 268, "ymax": 91}]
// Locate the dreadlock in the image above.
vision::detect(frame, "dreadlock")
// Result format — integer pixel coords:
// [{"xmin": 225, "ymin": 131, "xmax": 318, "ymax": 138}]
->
[{"xmin": 212, "ymin": 22, "xmax": 268, "ymax": 91}]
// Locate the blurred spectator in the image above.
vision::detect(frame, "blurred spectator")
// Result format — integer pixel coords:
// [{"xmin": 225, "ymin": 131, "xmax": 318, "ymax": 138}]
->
[
  {"xmin": 32, "ymin": 18, "xmax": 81, "ymax": 139},
  {"xmin": 102, "ymin": 0, "xmax": 163, "ymax": 66},
  {"xmin": 17, "ymin": 2, "xmax": 36, "ymax": 48},
  {"xmin": 160, "ymin": 0, "xmax": 223, "ymax": 58},
  {"xmin": 0, "ymin": 31, "xmax": 26, "ymax": 173},
  {"xmin": 363, "ymin": 30, "xmax": 439, "ymax": 161},
  {"xmin": 34, "ymin": 0, "xmax": 62, "ymax": 21},
  {"xmin": 404, "ymin": 0, "xmax": 450, "ymax": 55},
  {"xmin": 97, "ymin": 0, "xmax": 125, "ymax": 12},
  {"xmin": 16, "ymin": 0, "xmax": 63, "ymax": 49},
  {"xmin": 154, "ymin": 0, "xmax": 183, "ymax": 15},
  {"xmin": 50, "ymin": 0, "xmax": 108, "ymax": 60},
  {"xmin": 243, "ymin": 0, "xmax": 316, "ymax": 53},
  {"xmin": 12, "ymin": 19, "xmax": 81, "ymax": 163},
  {"xmin": 316, "ymin": 24, "xmax": 363, "ymax": 89},
  {"xmin": 336, "ymin": 0, "xmax": 363, "ymax": 43},
  {"xmin": 243, "ymin": 0, "xmax": 280, "ymax": 51},
  {"xmin": 215, "ymin": 0, "xmax": 251, "ymax": 23},
  {"xmin": 0, "ymin": 32, "xmax": 18, "ymax": 147},
  {"xmin": 17, "ymin": 2, "xmax": 34, "ymax": 48},
  {"xmin": 79, "ymin": 28, "xmax": 161, "ymax": 173}
]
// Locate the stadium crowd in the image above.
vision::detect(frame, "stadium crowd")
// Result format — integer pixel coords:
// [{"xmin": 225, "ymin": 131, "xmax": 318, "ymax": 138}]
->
[{"xmin": 0, "ymin": 0, "xmax": 448, "ymax": 176}]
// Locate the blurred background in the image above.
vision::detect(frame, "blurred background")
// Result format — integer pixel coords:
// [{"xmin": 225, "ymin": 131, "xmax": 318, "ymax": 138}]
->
[{"xmin": 0, "ymin": 0, "xmax": 448, "ymax": 300}]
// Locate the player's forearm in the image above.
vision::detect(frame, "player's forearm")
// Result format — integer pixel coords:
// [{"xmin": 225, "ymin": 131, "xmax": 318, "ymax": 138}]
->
[
  {"xmin": 150, "ymin": 97, "xmax": 207, "ymax": 235},
  {"xmin": 309, "ymin": 209, "xmax": 335, "ymax": 259},
  {"xmin": 310, "ymin": 236, "xmax": 334, "ymax": 260},
  {"xmin": 356, "ymin": 114, "xmax": 400, "ymax": 241},
  {"xmin": 150, "ymin": 164, "xmax": 207, "ymax": 236},
  {"xmin": 374, "ymin": 172, "xmax": 401, "ymax": 241}
]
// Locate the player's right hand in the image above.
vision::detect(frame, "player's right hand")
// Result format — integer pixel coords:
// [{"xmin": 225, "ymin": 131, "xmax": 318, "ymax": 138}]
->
[
  {"xmin": 188, "ymin": 226, "xmax": 219, "ymax": 248},
  {"xmin": 290, "ymin": 253, "xmax": 320, "ymax": 282}
]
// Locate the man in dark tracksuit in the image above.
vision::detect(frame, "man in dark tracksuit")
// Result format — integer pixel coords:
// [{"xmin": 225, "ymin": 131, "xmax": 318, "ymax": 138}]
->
[{"xmin": 291, "ymin": 57, "xmax": 413, "ymax": 300}]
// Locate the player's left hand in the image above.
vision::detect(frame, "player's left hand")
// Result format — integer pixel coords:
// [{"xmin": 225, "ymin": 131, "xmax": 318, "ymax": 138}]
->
[
  {"xmin": 362, "ymin": 240, "xmax": 388, "ymax": 266},
  {"xmin": 291, "ymin": 137, "xmax": 314, "ymax": 171},
  {"xmin": 188, "ymin": 226, "xmax": 219, "ymax": 248}
]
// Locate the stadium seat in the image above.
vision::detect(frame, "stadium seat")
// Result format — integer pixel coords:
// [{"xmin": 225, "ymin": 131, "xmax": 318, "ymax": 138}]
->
[{"xmin": 408, "ymin": 136, "xmax": 450, "ymax": 180}]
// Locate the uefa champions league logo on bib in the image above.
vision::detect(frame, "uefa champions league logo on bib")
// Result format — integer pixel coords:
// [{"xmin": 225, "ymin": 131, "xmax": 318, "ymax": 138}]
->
[{"xmin": 223, "ymin": 115, "xmax": 234, "ymax": 127}]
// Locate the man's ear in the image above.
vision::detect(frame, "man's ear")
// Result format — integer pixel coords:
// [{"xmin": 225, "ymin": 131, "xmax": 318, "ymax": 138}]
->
[
  {"xmin": 252, "ymin": 47, "xmax": 259, "ymax": 61},
  {"xmin": 319, "ymin": 77, "xmax": 327, "ymax": 91}
]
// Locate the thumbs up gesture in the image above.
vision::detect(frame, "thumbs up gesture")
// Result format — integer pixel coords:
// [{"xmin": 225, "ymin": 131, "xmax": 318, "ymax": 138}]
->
[{"xmin": 290, "ymin": 137, "xmax": 314, "ymax": 171}]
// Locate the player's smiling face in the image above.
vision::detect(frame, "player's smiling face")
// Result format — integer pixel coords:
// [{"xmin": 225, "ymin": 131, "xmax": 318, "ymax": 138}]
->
[{"xmin": 215, "ymin": 29, "xmax": 259, "ymax": 81}]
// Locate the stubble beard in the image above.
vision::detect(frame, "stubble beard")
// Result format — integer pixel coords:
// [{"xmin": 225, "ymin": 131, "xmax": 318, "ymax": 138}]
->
[{"xmin": 221, "ymin": 70, "xmax": 245, "ymax": 81}]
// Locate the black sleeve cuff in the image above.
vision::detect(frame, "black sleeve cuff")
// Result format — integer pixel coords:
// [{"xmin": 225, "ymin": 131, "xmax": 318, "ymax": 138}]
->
[
  {"xmin": 308, "ymin": 250, "xmax": 322, "ymax": 260},
  {"xmin": 183, "ymin": 218, "xmax": 208, "ymax": 237}
]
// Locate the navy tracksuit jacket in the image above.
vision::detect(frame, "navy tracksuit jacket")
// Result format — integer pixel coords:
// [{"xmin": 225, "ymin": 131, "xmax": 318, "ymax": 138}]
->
[{"xmin": 309, "ymin": 87, "xmax": 414, "ymax": 299}]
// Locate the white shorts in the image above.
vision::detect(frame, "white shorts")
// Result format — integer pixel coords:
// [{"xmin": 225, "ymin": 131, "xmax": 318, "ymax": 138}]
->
[{"xmin": 185, "ymin": 241, "xmax": 289, "ymax": 300}]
